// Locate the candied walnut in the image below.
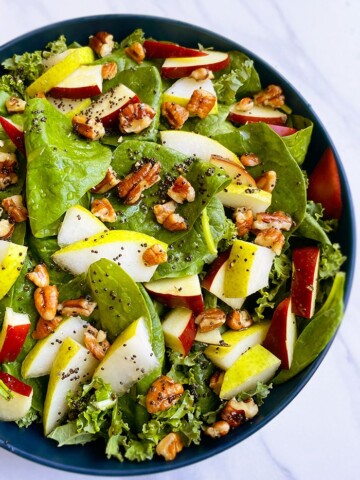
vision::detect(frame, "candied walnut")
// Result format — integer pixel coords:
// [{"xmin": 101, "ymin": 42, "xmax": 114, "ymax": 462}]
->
[
  {"xmin": 146, "ymin": 375, "xmax": 184, "ymax": 414},
  {"xmin": 32, "ymin": 316, "xmax": 62, "ymax": 340},
  {"xmin": 195, "ymin": 308, "xmax": 226, "ymax": 333},
  {"xmin": 119, "ymin": 102, "xmax": 156, "ymax": 134},
  {"xmin": 156, "ymin": 432, "xmax": 184, "ymax": 462},
  {"xmin": 233, "ymin": 207, "xmax": 254, "ymax": 237},
  {"xmin": 101, "ymin": 61, "xmax": 118, "ymax": 80},
  {"xmin": 254, "ymin": 84, "xmax": 285, "ymax": 108},
  {"xmin": 26, "ymin": 264, "xmax": 50, "ymax": 288},
  {"xmin": 190, "ymin": 67, "xmax": 214, "ymax": 81},
  {"xmin": 91, "ymin": 198, "xmax": 116, "ymax": 223},
  {"xmin": 235, "ymin": 97, "xmax": 254, "ymax": 112},
  {"xmin": 252, "ymin": 211, "xmax": 293, "ymax": 232},
  {"xmin": 118, "ymin": 161, "xmax": 161, "ymax": 205},
  {"xmin": 0, "ymin": 219, "xmax": 14, "ymax": 239},
  {"xmin": 0, "ymin": 152, "xmax": 18, "ymax": 190},
  {"xmin": 256, "ymin": 170, "xmax": 277, "ymax": 193},
  {"xmin": 204, "ymin": 421, "xmax": 230, "ymax": 438},
  {"xmin": 209, "ymin": 370, "xmax": 225, "ymax": 395},
  {"xmin": 72, "ymin": 115, "xmax": 105, "ymax": 141},
  {"xmin": 226, "ymin": 309, "xmax": 253, "ymax": 331},
  {"xmin": 220, "ymin": 398, "xmax": 259, "ymax": 428},
  {"xmin": 2, "ymin": 195, "xmax": 28, "ymax": 222},
  {"xmin": 186, "ymin": 89, "xmax": 216, "ymax": 119},
  {"xmin": 153, "ymin": 201, "xmax": 177, "ymax": 225},
  {"xmin": 124, "ymin": 42, "xmax": 146, "ymax": 63},
  {"xmin": 163, "ymin": 213, "xmax": 188, "ymax": 232},
  {"xmin": 5, "ymin": 96, "xmax": 26, "ymax": 114},
  {"xmin": 84, "ymin": 325, "xmax": 110, "ymax": 361},
  {"xmin": 161, "ymin": 102, "xmax": 189, "ymax": 130},
  {"xmin": 143, "ymin": 244, "xmax": 168, "ymax": 267},
  {"xmin": 89, "ymin": 31, "xmax": 114, "ymax": 57},
  {"xmin": 60, "ymin": 298, "xmax": 97, "ymax": 318},
  {"xmin": 240, "ymin": 152, "xmax": 261, "ymax": 167},
  {"xmin": 91, "ymin": 167, "xmax": 120, "ymax": 194},
  {"xmin": 34, "ymin": 285, "xmax": 59, "ymax": 321},
  {"xmin": 167, "ymin": 175, "xmax": 195, "ymax": 204},
  {"xmin": 254, "ymin": 227, "xmax": 285, "ymax": 255}
]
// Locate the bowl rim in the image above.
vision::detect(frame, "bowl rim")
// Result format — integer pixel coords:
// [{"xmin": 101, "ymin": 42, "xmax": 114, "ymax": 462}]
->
[{"xmin": 0, "ymin": 13, "xmax": 356, "ymax": 476}]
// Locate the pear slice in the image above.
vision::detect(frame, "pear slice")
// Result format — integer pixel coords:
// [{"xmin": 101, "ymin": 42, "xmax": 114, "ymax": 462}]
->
[
  {"xmin": 57, "ymin": 205, "xmax": 107, "ymax": 247},
  {"xmin": 195, "ymin": 327, "xmax": 223, "ymax": 345},
  {"xmin": 52, "ymin": 230, "xmax": 168, "ymax": 282},
  {"xmin": 43, "ymin": 337, "xmax": 98, "ymax": 435},
  {"xmin": 47, "ymin": 97, "xmax": 91, "ymax": 119},
  {"xmin": 0, "ymin": 240, "xmax": 27, "ymax": 300},
  {"xmin": 220, "ymin": 344, "xmax": 281, "ymax": 399},
  {"xmin": 163, "ymin": 77, "xmax": 218, "ymax": 114},
  {"xmin": 204, "ymin": 321, "xmax": 270, "ymax": 370},
  {"xmin": 224, "ymin": 239, "xmax": 275, "ymax": 298},
  {"xmin": 217, "ymin": 184, "xmax": 272, "ymax": 214},
  {"xmin": 93, "ymin": 317, "xmax": 159, "ymax": 395},
  {"xmin": 21, "ymin": 316, "xmax": 89, "ymax": 379},
  {"xmin": 26, "ymin": 47, "xmax": 95, "ymax": 97}
]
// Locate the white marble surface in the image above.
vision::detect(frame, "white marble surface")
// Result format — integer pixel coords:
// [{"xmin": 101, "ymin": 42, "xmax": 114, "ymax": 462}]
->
[{"xmin": 0, "ymin": 1, "xmax": 360, "ymax": 479}]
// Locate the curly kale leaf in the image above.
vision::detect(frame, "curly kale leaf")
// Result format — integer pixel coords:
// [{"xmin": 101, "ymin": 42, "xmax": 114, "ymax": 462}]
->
[
  {"xmin": 43, "ymin": 35, "xmax": 68, "ymax": 57},
  {"xmin": 0, "ymin": 74, "xmax": 26, "ymax": 97},
  {"xmin": 2, "ymin": 51, "xmax": 44, "ymax": 84}
]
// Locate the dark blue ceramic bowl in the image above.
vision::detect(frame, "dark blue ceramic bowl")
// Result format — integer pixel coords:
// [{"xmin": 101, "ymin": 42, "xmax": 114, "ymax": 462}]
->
[{"xmin": 0, "ymin": 14, "xmax": 355, "ymax": 476}]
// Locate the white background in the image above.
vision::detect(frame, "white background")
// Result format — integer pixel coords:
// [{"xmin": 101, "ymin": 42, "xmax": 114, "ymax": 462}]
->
[{"xmin": 0, "ymin": 1, "xmax": 360, "ymax": 479}]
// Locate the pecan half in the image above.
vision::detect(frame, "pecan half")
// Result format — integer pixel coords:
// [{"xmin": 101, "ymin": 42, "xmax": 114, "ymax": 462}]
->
[
  {"xmin": 118, "ymin": 161, "xmax": 161, "ymax": 205},
  {"xmin": 167, "ymin": 175, "xmax": 195, "ymax": 204},
  {"xmin": 89, "ymin": 31, "xmax": 114, "ymax": 57},
  {"xmin": 72, "ymin": 115, "xmax": 105, "ymax": 141},
  {"xmin": 256, "ymin": 170, "xmax": 277, "ymax": 193},
  {"xmin": 2, "ymin": 195, "xmax": 28, "ymax": 222},
  {"xmin": 91, "ymin": 167, "xmax": 120, "ymax": 194},
  {"xmin": 186, "ymin": 89, "xmax": 216, "ymax": 119},
  {"xmin": 226, "ymin": 309, "xmax": 253, "ymax": 330},
  {"xmin": 146, "ymin": 375, "xmax": 184, "ymax": 414},
  {"xmin": 240, "ymin": 152, "xmax": 261, "ymax": 167},
  {"xmin": 156, "ymin": 432, "xmax": 184, "ymax": 462},
  {"xmin": 5, "ymin": 96, "xmax": 26, "ymax": 114},
  {"xmin": 254, "ymin": 227, "xmax": 285, "ymax": 255},
  {"xmin": 143, "ymin": 244, "xmax": 168, "ymax": 267},
  {"xmin": 162, "ymin": 213, "xmax": 188, "ymax": 232},
  {"xmin": 34, "ymin": 285, "xmax": 59, "ymax": 321},
  {"xmin": 0, "ymin": 219, "xmax": 14, "ymax": 239},
  {"xmin": 233, "ymin": 207, "xmax": 254, "ymax": 237},
  {"xmin": 254, "ymin": 84, "xmax": 285, "ymax": 108},
  {"xmin": 84, "ymin": 325, "xmax": 110, "ymax": 361},
  {"xmin": 235, "ymin": 97, "xmax": 254, "ymax": 112},
  {"xmin": 153, "ymin": 201, "xmax": 177, "ymax": 225},
  {"xmin": 204, "ymin": 421, "xmax": 230, "ymax": 438},
  {"xmin": 252, "ymin": 211, "xmax": 293, "ymax": 232},
  {"xmin": 32, "ymin": 316, "xmax": 62, "ymax": 340},
  {"xmin": 119, "ymin": 102, "xmax": 156, "ymax": 134},
  {"xmin": 26, "ymin": 264, "xmax": 50, "ymax": 288},
  {"xmin": 195, "ymin": 308, "xmax": 226, "ymax": 333},
  {"xmin": 161, "ymin": 102, "xmax": 189, "ymax": 130},
  {"xmin": 60, "ymin": 298, "xmax": 97, "ymax": 317},
  {"xmin": 220, "ymin": 398, "xmax": 259, "ymax": 428},
  {"xmin": 101, "ymin": 61, "xmax": 118, "ymax": 80},
  {"xmin": 124, "ymin": 42, "xmax": 146, "ymax": 64},
  {"xmin": 0, "ymin": 153, "xmax": 18, "ymax": 190},
  {"xmin": 190, "ymin": 67, "xmax": 214, "ymax": 81},
  {"xmin": 209, "ymin": 370, "xmax": 225, "ymax": 395},
  {"xmin": 91, "ymin": 198, "xmax": 116, "ymax": 223}
]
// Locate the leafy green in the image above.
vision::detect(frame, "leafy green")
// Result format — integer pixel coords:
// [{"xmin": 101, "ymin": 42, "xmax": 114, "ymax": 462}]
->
[
  {"xmin": 58, "ymin": 273, "xmax": 90, "ymax": 302},
  {"xmin": 0, "ymin": 75, "xmax": 25, "ymax": 97},
  {"xmin": 120, "ymin": 29, "xmax": 145, "ymax": 48},
  {"xmin": 237, "ymin": 381, "xmax": 273, "ymax": 406},
  {"xmin": 319, "ymin": 243, "xmax": 346, "ymax": 281},
  {"xmin": 43, "ymin": 35, "xmax": 68, "ymax": 58},
  {"xmin": 48, "ymin": 422, "xmax": 96, "ymax": 446},
  {"xmin": 218, "ymin": 217, "xmax": 237, "ymax": 252},
  {"xmin": 181, "ymin": 104, "xmax": 237, "ymax": 139},
  {"xmin": 297, "ymin": 202, "xmax": 339, "ymax": 245},
  {"xmin": 16, "ymin": 408, "xmax": 39, "ymax": 428},
  {"xmin": 282, "ymin": 115, "xmax": 313, "ymax": 165},
  {"xmin": 2, "ymin": 51, "xmax": 43, "ymax": 84}
]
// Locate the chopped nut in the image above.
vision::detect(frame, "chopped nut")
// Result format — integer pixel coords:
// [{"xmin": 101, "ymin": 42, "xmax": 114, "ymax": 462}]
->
[
  {"xmin": 34, "ymin": 285, "xmax": 59, "ymax": 321},
  {"xmin": 60, "ymin": 298, "xmax": 97, "ymax": 317},
  {"xmin": 91, "ymin": 167, "xmax": 120, "ymax": 194},
  {"xmin": 26, "ymin": 264, "xmax": 50, "ymax": 288},
  {"xmin": 101, "ymin": 61, "xmax": 118, "ymax": 80},
  {"xmin": 256, "ymin": 170, "xmax": 277, "ymax": 193},
  {"xmin": 156, "ymin": 432, "xmax": 184, "ymax": 462},
  {"xmin": 195, "ymin": 308, "xmax": 226, "ymax": 333},
  {"xmin": 209, "ymin": 370, "xmax": 225, "ymax": 395},
  {"xmin": 89, "ymin": 31, "xmax": 114, "ymax": 57},
  {"xmin": 186, "ymin": 89, "xmax": 216, "ymax": 119},
  {"xmin": 0, "ymin": 152, "xmax": 18, "ymax": 190},
  {"xmin": 91, "ymin": 198, "xmax": 116, "ymax": 223},
  {"xmin": 162, "ymin": 213, "xmax": 188, "ymax": 231},
  {"xmin": 153, "ymin": 201, "xmax": 177, "ymax": 225},
  {"xmin": 233, "ymin": 207, "xmax": 254, "ymax": 237},
  {"xmin": 204, "ymin": 421, "xmax": 230, "ymax": 438},
  {"xmin": 220, "ymin": 398, "xmax": 259, "ymax": 428},
  {"xmin": 161, "ymin": 102, "xmax": 189, "ymax": 129},
  {"xmin": 226, "ymin": 309, "xmax": 253, "ymax": 330},
  {"xmin": 72, "ymin": 115, "xmax": 105, "ymax": 141},
  {"xmin": 254, "ymin": 84, "xmax": 285, "ymax": 108},
  {"xmin": 84, "ymin": 325, "xmax": 110, "ymax": 361},
  {"xmin": 5, "ymin": 96, "xmax": 26, "ymax": 114},
  {"xmin": 146, "ymin": 375, "xmax": 184, "ymax": 414},
  {"xmin": 118, "ymin": 161, "xmax": 161, "ymax": 205},
  {"xmin": 119, "ymin": 102, "xmax": 156, "ymax": 134},
  {"xmin": 254, "ymin": 227, "xmax": 285, "ymax": 255},
  {"xmin": 0, "ymin": 219, "xmax": 14, "ymax": 239},
  {"xmin": 32, "ymin": 316, "xmax": 62, "ymax": 340},
  {"xmin": 143, "ymin": 244, "xmax": 168, "ymax": 266},
  {"xmin": 235, "ymin": 97, "xmax": 254, "ymax": 112},
  {"xmin": 2, "ymin": 195, "xmax": 28, "ymax": 222},
  {"xmin": 124, "ymin": 42, "xmax": 146, "ymax": 63},
  {"xmin": 167, "ymin": 175, "xmax": 195, "ymax": 204},
  {"xmin": 252, "ymin": 211, "xmax": 293, "ymax": 232},
  {"xmin": 190, "ymin": 67, "xmax": 214, "ymax": 81},
  {"xmin": 240, "ymin": 152, "xmax": 261, "ymax": 167}
]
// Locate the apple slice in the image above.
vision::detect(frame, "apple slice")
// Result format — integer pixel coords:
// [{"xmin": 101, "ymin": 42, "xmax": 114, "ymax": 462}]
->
[
  {"xmin": 267, "ymin": 124, "xmax": 298, "ymax": 137},
  {"xmin": 307, "ymin": 147, "xmax": 343, "ymax": 219},
  {"xmin": 163, "ymin": 76, "xmax": 218, "ymax": 114},
  {"xmin": 0, "ymin": 116, "xmax": 25, "ymax": 155},
  {"xmin": 143, "ymin": 40, "xmax": 207, "ymax": 58},
  {"xmin": 52, "ymin": 230, "xmax": 168, "ymax": 282},
  {"xmin": 0, "ymin": 308, "xmax": 30, "ymax": 363},
  {"xmin": 202, "ymin": 250, "xmax": 245, "ymax": 310},
  {"xmin": 219, "ymin": 344, "xmax": 281, "ymax": 399},
  {"xmin": 93, "ymin": 317, "xmax": 159, "ymax": 395},
  {"xmin": 0, "ymin": 372, "xmax": 33, "ymax": 421},
  {"xmin": 43, "ymin": 337, "xmax": 99, "ymax": 435},
  {"xmin": 209, "ymin": 156, "xmax": 256, "ymax": 186},
  {"xmin": 195, "ymin": 327, "xmax": 223, "ymax": 345},
  {"xmin": 204, "ymin": 321, "xmax": 270, "ymax": 370},
  {"xmin": 291, "ymin": 246, "xmax": 320, "ymax": 319},
  {"xmin": 0, "ymin": 240, "xmax": 28, "ymax": 300},
  {"xmin": 57, "ymin": 204, "xmax": 107, "ymax": 247},
  {"xmin": 218, "ymin": 184, "xmax": 272, "ymax": 215},
  {"xmin": 47, "ymin": 96, "xmax": 91, "ymax": 118},
  {"xmin": 83, "ymin": 84, "xmax": 139, "ymax": 128},
  {"xmin": 21, "ymin": 316, "xmax": 89, "ymax": 379},
  {"xmin": 160, "ymin": 130, "xmax": 241, "ymax": 165},
  {"xmin": 228, "ymin": 104, "xmax": 287, "ymax": 126},
  {"xmin": 144, "ymin": 275, "xmax": 204, "ymax": 314},
  {"xmin": 262, "ymin": 297, "xmax": 297, "ymax": 369},
  {"xmin": 161, "ymin": 307, "xmax": 197, "ymax": 356},
  {"xmin": 162, "ymin": 50, "xmax": 230, "ymax": 79},
  {"xmin": 43, "ymin": 49, "xmax": 73, "ymax": 70},
  {"xmin": 49, "ymin": 65, "xmax": 104, "ymax": 99}
]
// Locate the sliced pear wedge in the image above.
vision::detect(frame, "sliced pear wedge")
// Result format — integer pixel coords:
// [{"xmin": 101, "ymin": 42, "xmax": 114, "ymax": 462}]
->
[{"xmin": 0, "ymin": 240, "xmax": 27, "ymax": 300}]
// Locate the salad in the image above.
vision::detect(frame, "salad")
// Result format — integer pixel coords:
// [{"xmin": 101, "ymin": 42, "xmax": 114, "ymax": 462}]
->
[{"xmin": 0, "ymin": 28, "xmax": 346, "ymax": 463}]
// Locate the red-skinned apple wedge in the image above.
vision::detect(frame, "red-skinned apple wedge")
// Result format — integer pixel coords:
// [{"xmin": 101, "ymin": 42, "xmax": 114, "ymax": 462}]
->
[
  {"xmin": 228, "ymin": 104, "xmax": 287, "ymax": 126},
  {"xmin": 49, "ymin": 65, "xmax": 104, "ymax": 99},
  {"xmin": 161, "ymin": 51, "xmax": 230, "ymax": 78},
  {"xmin": 209, "ymin": 156, "xmax": 256, "ymax": 186},
  {"xmin": 0, "ymin": 308, "xmax": 31, "ymax": 363},
  {"xmin": 0, "ymin": 116, "xmax": 26, "ymax": 155},
  {"xmin": 143, "ymin": 40, "xmax": 207, "ymax": 58},
  {"xmin": 262, "ymin": 297, "xmax": 297, "ymax": 369},
  {"xmin": 162, "ymin": 307, "xmax": 197, "ymax": 356},
  {"xmin": 291, "ymin": 246, "xmax": 320, "ymax": 319},
  {"xmin": 0, "ymin": 372, "xmax": 33, "ymax": 421}
]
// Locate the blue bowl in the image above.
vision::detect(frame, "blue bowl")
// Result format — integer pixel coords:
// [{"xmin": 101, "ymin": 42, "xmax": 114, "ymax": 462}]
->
[{"xmin": 0, "ymin": 14, "xmax": 356, "ymax": 476}]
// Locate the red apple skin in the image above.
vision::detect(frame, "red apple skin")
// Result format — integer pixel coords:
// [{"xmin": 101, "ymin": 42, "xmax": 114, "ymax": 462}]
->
[
  {"xmin": 146, "ymin": 290, "xmax": 204, "ymax": 316},
  {"xmin": 101, "ymin": 95, "xmax": 140, "ymax": 128},
  {"xmin": 143, "ymin": 40, "xmax": 207, "ymax": 58},
  {"xmin": 0, "ymin": 372, "xmax": 32, "ymax": 397},
  {"xmin": 228, "ymin": 111, "xmax": 287, "ymax": 126},
  {"xmin": 161, "ymin": 56, "xmax": 230, "ymax": 79},
  {"xmin": 0, "ymin": 323, "xmax": 31, "ymax": 364},
  {"xmin": 178, "ymin": 313, "xmax": 197, "ymax": 356},
  {"xmin": 0, "ymin": 116, "xmax": 26, "ymax": 156},
  {"xmin": 202, "ymin": 249, "xmax": 231, "ymax": 291},
  {"xmin": 267, "ymin": 124, "xmax": 298, "ymax": 136},
  {"xmin": 307, "ymin": 147, "xmax": 343, "ymax": 219},
  {"xmin": 291, "ymin": 246, "xmax": 320, "ymax": 319},
  {"xmin": 262, "ymin": 297, "xmax": 295, "ymax": 369},
  {"xmin": 48, "ymin": 85, "xmax": 102, "ymax": 99}
]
